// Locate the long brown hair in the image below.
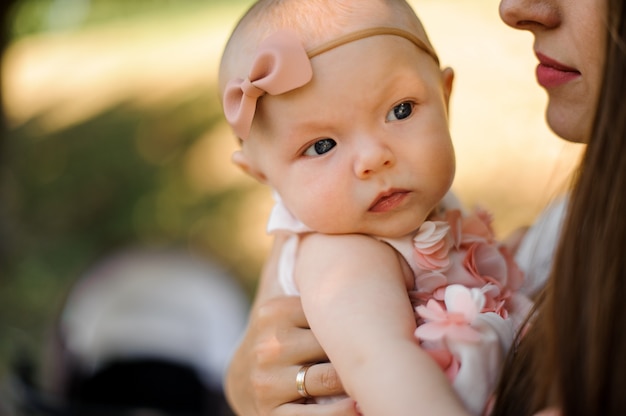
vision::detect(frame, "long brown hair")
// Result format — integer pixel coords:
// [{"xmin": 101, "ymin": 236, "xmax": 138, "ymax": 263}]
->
[{"xmin": 492, "ymin": 0, "xmax": 626, "ymax": 414}]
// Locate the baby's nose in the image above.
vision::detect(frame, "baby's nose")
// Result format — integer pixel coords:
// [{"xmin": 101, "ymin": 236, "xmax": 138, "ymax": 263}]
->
[{"xmin": 354, "ymin": 141, "xmax": 395, "ymax": 178}]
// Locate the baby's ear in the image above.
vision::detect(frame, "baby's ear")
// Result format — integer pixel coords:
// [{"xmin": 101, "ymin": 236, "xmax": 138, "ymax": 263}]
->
[
  {"xmin": 441, "ymin": 67, "xmax": 454, "ymax": 110},
  {"xmin": 232, "ymin": 150, "xmax": 267, "ymax": 183}
]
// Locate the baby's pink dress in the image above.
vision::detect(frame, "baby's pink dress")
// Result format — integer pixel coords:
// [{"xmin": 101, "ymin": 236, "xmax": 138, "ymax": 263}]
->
[{"xmin": 268, "ymin": 192, "xmax": 533, "ymax": 415}]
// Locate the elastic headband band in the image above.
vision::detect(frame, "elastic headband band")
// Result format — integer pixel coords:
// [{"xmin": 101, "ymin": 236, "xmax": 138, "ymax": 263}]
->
[
  {"xmin": 223, "ymin": 27, "xmax": 439, "ymax": 139},
  {"xmin": 307, "ymin": 27, "xmax": 439, "ymax": 64}
]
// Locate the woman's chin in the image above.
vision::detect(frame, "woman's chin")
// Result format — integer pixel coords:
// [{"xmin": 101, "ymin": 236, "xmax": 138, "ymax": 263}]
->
[{"xmin": 546, "ymin": 105, "xmax": 592, "ymax": 144}]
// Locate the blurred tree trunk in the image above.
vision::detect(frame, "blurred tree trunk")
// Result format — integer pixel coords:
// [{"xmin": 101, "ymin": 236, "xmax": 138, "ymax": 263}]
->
[
  {"xmin": 1, "ymin": 1, "xmax": 11, "ymax": 144},
  {"xmin": 0, "ymin": 0, "xmax": 16, "ymax": 266}
]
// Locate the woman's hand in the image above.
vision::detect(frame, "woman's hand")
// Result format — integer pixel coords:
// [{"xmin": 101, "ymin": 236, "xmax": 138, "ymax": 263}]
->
[{"xmin": 224, "ymin": 295, "xmax": 356, "ymax": 415}]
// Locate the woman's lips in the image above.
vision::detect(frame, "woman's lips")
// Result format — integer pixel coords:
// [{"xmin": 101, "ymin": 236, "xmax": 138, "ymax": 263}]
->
[
  {"xmin": 369, "ymin": 190, "xmax": 409, "ymax": 213},
  {"xmin": 535, "ymin": 52, "xmax": 581, "ymax": 88}
]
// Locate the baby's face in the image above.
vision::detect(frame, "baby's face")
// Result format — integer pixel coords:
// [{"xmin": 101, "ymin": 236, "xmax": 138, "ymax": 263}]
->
[{"xmin": 246, "ymin": 34, "xmax": 455, "ymax": 238}]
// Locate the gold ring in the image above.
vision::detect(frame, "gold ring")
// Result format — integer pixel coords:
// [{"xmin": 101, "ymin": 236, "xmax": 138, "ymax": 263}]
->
[{"xmin": 296, "ymin": 364, "xmax": 314, "ymax": 399}]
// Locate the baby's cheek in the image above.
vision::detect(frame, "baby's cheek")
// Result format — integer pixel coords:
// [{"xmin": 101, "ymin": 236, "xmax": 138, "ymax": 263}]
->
[
  {"xmin": 429, "ymin": 146, "xmax": 456, "ymax": 191},
  {"xmin": 295, "ymin": 189, "xmax": 354, "ymax": 234}
]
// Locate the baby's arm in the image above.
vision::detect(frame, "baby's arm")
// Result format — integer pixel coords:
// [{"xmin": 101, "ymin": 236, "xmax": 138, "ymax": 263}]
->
[
  {"xmin": 295, "ymin": 233, "xmax": 468, "ymax": 416},
  {"xmin": 224, "ymin": 234, "xmax": 352, "ymax": 415}
]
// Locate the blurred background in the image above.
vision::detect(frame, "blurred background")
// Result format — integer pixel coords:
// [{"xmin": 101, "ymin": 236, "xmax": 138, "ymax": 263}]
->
[{"xmin": 0, "ymin": 0, "xmax": 583, "ymax": 413}]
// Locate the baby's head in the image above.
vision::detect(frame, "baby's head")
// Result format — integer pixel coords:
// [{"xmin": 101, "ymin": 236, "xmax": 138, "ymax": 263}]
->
[
  {"xmin": 219, "ymin": 0, "xmax": 436, "ymax": 96},
  {"xmin": 219, "ymin": 0, "xmax": 455, "ymax": 238}
]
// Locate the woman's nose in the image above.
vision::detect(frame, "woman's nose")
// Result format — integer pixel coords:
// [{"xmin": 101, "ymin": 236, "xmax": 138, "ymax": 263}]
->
[
  {"xmin": 499, "ymin": 0, "xmax": 561, "ymax": 31},
  {"xmin": 354, "ymin": 140, "xmax": 395, "ymax": 179}
]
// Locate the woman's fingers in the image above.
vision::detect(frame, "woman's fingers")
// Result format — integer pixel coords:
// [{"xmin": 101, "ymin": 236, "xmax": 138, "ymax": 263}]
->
[
  {"xmin": 253, "ymin": 297, "xmax": 346, "ymax": 401},
  {"xmin": 224, "ymin": 296, "xmax": 305, "ymax": 414},
  {"xmin": 293, "ymin": 362, "xmax": 344, "ymax": 398},
  {"xmin": 275, "ymin": 398, "xmax": 359, "ymax": 416},
  {"xmin": 227, "ymin": 295, "xmax": 347, "ymax": 414},
  {"xmin": 253, "ymin": 297, "xmax": 327, "ymax": 365}
]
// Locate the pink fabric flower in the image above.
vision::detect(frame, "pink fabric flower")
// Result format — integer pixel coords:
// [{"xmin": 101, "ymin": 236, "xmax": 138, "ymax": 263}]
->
[
  {"xmin": 409, "ymin": 208, "xmax": 526, "ymax": 320},
  {"xmin": 480, "ymin": 283, "xmax": 508, "ymax": 317},
  {"xmin": 463, "ymin": 242, "xmax": 508, "ymax": 288},
  {"xmin": 462, "ymin": 208, "xmax": 494, "ymax": 243},
  {"xmin": 499, "ymin": 245, "xmax": 524, "ymax": 291},
  {"xmin": 415, "ymin": 270, "xmax": 448, "ymax": 293},
  {"xmin": 445, "ymin": 249, "xmax": 486, "ymax": 288},
  {"xmin": 415, "ymin": 285, "xmax": 485, "ymax": 343},
  {"xmin": 413, "ymin": 221, "xmax": 452, "ymax": 271},
  {"xmin": 441, "ymin": 210, "xmax": 463, "ymax": 248},
  {"xmin": 403, "ymin": 208, "xmax": 530, "ymax": 416}
]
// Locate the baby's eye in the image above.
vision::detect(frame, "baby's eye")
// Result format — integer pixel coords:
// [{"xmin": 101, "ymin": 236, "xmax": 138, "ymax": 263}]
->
[
  {"xmin": 303, "ymin": 138, "xmax": 336, "ymax": 156},
  {"xmin": 386, "ymin": 101, "xmax": 414, "ymax": 121}
]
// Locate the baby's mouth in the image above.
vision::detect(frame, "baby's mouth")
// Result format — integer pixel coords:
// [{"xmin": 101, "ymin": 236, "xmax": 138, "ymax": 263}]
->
[{"xmin": 369, "ymin": 190, "xmax": 410, "ymax": 213}]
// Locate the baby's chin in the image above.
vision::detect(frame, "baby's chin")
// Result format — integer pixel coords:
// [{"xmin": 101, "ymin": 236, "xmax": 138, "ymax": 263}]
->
[
  {"xmin": 301, "ymin": 213, "xmax": 425, "ymax": 238},
  {"xmin": 360, "ymin": 221, "xmax": 426, "ymax": 240}
]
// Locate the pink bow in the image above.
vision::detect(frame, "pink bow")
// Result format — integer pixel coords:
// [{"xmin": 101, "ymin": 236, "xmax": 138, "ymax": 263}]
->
[{"xmin": 223, "ymin": 30, "xmax": 313, "ymax": 140}]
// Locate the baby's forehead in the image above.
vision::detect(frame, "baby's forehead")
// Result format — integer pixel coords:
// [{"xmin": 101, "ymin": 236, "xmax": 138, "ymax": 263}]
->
[
  {"xmin": 219, "ymin": 0, "xmax": 435, "ymax": 91},
  {"xmin": 221, "ymin": 24, "xmax": 435, "ymax": 93}
]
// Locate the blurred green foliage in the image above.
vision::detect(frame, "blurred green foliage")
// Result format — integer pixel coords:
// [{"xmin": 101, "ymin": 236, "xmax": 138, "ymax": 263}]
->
[
  {"xmin": 1, "ymin": 93, "xmax": 263, "ymax": 379},
  {"xmin": 8, "ymin": 0, "xmax": 245, "ymax": 39},
  {"xmin": 1, "ymin": 0, "xmax": 259, "ymax": 384}
]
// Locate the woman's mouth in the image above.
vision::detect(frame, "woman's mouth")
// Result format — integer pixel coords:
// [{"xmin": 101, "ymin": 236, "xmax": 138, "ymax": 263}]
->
[
  {"xmin": 369, "ymin": 190, "xmax": 410, "ymax": 213},
  {"xmin": 535, "ymin": 52, "xmax": 581, "ymax": 88}
]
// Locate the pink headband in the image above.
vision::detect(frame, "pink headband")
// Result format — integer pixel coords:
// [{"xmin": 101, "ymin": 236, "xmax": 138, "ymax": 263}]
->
[
  {"xmin": 224, "ymin": 27, "xmax": 439, "ymax": 140},
  {"xmin": 223, "ymin": 27, "xmax": 440, "ymax": 140}
]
